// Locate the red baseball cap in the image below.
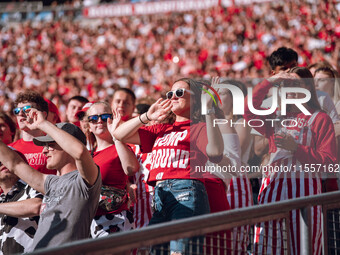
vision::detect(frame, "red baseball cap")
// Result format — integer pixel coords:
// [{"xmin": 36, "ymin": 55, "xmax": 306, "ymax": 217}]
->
[
  {"xmin": 44, "ymin": 98, "xmax": 61, "ymax": 123},
  {"xmin": 75, "ymin": 101, "xmax": 95, "ymax": 120}
]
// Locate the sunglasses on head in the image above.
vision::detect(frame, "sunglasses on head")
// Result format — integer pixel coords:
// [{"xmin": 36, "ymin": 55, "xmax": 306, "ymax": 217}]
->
[
  {"xmin": 88, "ymin": 114, "xmax": 113, "ymax": 123},
  {"xmin": 13, "ymin": 105, "xmax": 32, "ymax": 115},
  {"xmin": 166, "ymin": 88, "xmax": 193, "ymax": 100}
]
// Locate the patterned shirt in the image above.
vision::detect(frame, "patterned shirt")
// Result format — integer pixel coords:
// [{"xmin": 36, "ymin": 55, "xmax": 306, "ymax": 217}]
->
[{"xmin": 0, "ymin": 181, "xmax": 43, "ymax": 255}]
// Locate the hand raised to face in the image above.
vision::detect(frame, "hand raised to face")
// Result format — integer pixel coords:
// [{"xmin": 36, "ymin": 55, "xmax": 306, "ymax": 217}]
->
[
  {"xmin": 146, "ymin": 98, "xmax": 172, "ymax": 123},
  {"xmin": 107, "ymin": 108, "xmax": 123, "ymax": 135},
  {"xmin": 25, "ymin": 108, "xmax": 46, "ymax": 130},
  {"xmin": 268, "ymin": 72, "xmax": 299, "ymax": 88}
]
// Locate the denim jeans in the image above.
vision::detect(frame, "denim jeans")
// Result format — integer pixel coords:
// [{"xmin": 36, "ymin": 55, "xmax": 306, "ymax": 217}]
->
[{"xmin": 149, "ymin": 179, "xmax": 210, "ymax": 254}]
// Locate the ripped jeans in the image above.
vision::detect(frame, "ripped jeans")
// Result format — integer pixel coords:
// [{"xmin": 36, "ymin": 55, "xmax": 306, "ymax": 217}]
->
[{"xmin": 149, "ymin": 179, "xmax": 210, "ymax": 255}]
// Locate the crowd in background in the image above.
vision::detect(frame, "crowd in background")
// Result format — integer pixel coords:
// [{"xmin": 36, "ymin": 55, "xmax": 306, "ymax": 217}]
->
[
  {"xmin": 5, "ymin": 0, "xmax": 139, "ymax": 7},
  {"xmin": 0, "ymin": 1, "xmax": 339, "ymax": 254},
  {"xmin": 0, "ymin": 1, "xmax": 339, "ymax": 121}
]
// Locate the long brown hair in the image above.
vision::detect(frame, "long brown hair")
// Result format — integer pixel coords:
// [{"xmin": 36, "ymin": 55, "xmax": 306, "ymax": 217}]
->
[
  {"xmin": 288, "ymin": 67, "xmax": 321, "ymax": 111},
  {"xmin": 173, "ymin": 78, "xmax": 203, "ymax": 123}
]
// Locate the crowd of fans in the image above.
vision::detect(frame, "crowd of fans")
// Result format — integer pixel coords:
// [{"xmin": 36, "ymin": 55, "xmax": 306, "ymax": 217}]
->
[
  {"xmin": 0, "ymin": 1, "xmax": 340, "ymax": 254},
  {"xmin": 0, "ymin": 1, "xmax": 339, "ymax": 121},
  {"xmin": 6, "ymin": 0, "xmax": 132, "ymax": 7}
]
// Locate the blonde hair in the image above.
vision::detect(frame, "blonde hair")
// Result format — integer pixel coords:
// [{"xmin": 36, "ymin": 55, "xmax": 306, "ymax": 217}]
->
[
  {"xmin": 87, "ymin": 101, "xmax": 111, "ymax": 114},
  {"xmin": 86, "ymin": 101, "xmax": 112, "ymax": 153}
]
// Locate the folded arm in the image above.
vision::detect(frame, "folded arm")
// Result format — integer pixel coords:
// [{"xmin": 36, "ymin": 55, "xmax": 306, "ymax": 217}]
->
[{"xmin": 0, "ymin": 198, "xmax": 42, "ymax": 218}]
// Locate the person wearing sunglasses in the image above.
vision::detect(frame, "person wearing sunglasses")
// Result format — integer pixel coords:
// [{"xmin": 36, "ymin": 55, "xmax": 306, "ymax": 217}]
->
[
  {"xmin": 86, "ymin": 102, "xmax": 139, "ymax": 238},
  {"xmin": 9, "ymin": 91, "xmax": 57, "ymax": 175},
  {"xmin": 0, "ymin": 149, "xmax": 43, "ymax": 254},
  {"xmin": 0, "ymin": 108, "xmax": 102, "ymax": 251},
  {"xmin": 113, "ymin": 78, "xmax": 224, "ymax": 255}
]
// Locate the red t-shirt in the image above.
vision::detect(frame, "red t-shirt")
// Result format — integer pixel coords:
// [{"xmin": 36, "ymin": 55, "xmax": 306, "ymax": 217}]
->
[
  {"xmin": 93, "ymin": 145, "xmax": 128, "ymax": 189},
  {"xmin": 138, "ymin": 120, "xmax": 213, "ymax": 186},
  {"xmin": 10, "ymin": 139, "xmax": 57, "ymax": 175},
  {"xmin": 93, "ymin": 144, "xmax": 129, "ymax": 215}
]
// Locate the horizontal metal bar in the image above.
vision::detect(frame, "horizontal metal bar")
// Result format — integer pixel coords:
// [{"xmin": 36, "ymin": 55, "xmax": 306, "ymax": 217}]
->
[{"xmin": 27, "ymin": 191, "xmax": 340, "ymax": 255}]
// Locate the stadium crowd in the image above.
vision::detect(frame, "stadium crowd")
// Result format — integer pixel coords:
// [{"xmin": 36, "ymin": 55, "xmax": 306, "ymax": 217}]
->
[
  {"xmin": 0, "ymin": 0, "xmax": 339, "ymax": 254},
  {"xmin": 0, "ymin": 1, "xmax": 339, "ymax": 120}
]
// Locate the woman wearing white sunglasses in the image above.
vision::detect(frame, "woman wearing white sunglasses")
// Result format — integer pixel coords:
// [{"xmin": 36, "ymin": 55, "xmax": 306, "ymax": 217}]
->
[{"xmin": 113, "ymin": 78, "xmax": 224, "ymax": 255}]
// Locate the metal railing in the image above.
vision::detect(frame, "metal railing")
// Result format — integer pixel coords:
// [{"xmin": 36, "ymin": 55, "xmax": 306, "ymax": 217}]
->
[
  {"xmin": 26, "ymin": 190, "xmax": 340, "ymax": 255},
  {"xmin": 324, "ymin": 202, "xmax": 340, "ymax": 255}
]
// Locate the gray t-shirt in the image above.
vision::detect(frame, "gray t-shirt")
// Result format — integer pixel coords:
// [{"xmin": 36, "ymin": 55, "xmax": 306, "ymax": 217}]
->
[{"xmin": 32, "ymin": 170, "xmax": 101, "ymax": 250}]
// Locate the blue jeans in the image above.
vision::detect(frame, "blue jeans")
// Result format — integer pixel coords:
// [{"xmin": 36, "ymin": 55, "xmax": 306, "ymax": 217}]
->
[{"xmin": 149, "ymin": 179, "xmax": 210, "ymax": 254}]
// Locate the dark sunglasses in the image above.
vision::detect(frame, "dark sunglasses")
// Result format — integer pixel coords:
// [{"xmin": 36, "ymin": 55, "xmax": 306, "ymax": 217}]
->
[
  {"xmin": 166, "ymin": 88, "xmax": 193, "ymax": 100},
  {"xmin": 88, "ymin": 114, "xmax": 113, "ymax": 123},
  {"xmin": 13, "ymin": 105, "xmax": 32, "ymax": 115},
  {"xmin": 43, "ymin": 142, "xmax": 57, "ymax": 150}
]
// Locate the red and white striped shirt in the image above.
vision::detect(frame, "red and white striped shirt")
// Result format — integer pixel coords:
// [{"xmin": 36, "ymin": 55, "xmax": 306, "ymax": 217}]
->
[
  {"xmin": 244, "ymin": 79, "xmax": 337, "ymax": 255},
  {"xmin": 132, "ymin": 145, "xmax": 154, "ymax": 229}
]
